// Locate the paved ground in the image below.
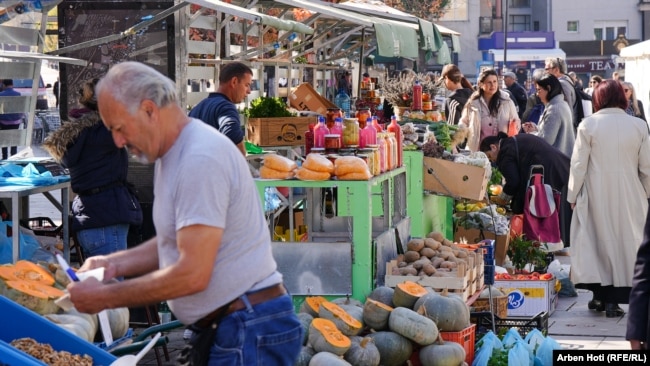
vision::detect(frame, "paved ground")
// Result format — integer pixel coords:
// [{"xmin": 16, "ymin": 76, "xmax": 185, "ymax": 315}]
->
[{"xmin": 22, "ymin": 144, "xmax": 630, "ymax": 364}]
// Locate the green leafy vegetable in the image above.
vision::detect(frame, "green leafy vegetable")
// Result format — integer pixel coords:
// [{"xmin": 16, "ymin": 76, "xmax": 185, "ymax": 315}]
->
[{"xmin": 244, "ymin": 97, "xmax": 296, "ymax": 118}]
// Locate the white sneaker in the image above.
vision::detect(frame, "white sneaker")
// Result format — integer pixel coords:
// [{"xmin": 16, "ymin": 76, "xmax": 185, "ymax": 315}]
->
[{"xmin": 183, "ymin": 329, "xmax": 193, "ymax": 340}]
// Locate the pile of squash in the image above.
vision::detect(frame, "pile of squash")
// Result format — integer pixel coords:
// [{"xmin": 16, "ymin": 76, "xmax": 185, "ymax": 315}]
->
[
  {"xmin": 0, "ymin": 260, "xmax": 130, "ymax": 343},
  {"xmin": 297, "ymin": 281, "xmax": 471, "ymax": 366}
]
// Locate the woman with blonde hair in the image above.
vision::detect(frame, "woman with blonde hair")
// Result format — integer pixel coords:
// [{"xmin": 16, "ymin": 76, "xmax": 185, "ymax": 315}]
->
[
  {"xmin": 458, "ymin": 69, "xmax": 520, "ymax": 151},
  {"xmin": 622, "ymin": 81, "xmax": 646, "ymax": 122}
]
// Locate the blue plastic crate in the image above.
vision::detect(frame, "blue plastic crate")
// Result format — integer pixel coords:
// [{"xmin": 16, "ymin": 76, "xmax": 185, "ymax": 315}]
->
[
  {"xmin": 0, "ymin": 296, "xmax": 117, "ymax": 365},
  {"xmin": 0, "ymin": 339, "xmax": 47, "ymax": 365}
]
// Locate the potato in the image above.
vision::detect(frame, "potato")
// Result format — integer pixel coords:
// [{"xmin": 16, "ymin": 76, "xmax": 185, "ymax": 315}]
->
[
  {"xmin": 399, "ymin": 267, "xmax": 418, "ymax": 276},
  {"xmin": 440, "ymin": 261, "xmax": 457, "ymax": 269},
  {"xmin": 427, "ymin": 231, "xmax": 445, "ymax": 242},
  {"xmin": 398, "ymin": 261, "xmax": 408, "ymax": 268},
  {"xmin": 406, "ymin": 238, "xmax": 425, "ymax": 252},
  {"xmin": 422, "ymin": 263, "xmax": 437, "ymax": 276},
  {"xmin": 404, "ymin": 250, "xmax": 421, "ymax": 263},
  {"xmin": 457, "ymin": 250, "xmax": 468, "ymax": 259},
  {"xmin": 419, "ymin": 247, "xmax": 436, "ymax": 259},
  {"xmin": 431, "ymin": 257, "xmax": 445, "ymax": 268},
  {"xmin": 424, "ymin": 238, "xmax": 441, "ymax": 250}
]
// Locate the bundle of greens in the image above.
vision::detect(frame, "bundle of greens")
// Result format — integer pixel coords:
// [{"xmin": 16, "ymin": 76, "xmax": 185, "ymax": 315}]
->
[{"xmin": 244, "ymin": 96, "xmax": 296, "ymax": 118}]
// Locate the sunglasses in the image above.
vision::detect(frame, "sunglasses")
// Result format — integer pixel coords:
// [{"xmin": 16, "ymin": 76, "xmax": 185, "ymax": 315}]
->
[{"xmin": 624, "ymin": 88, "xmax": 630, "ymax": 92}]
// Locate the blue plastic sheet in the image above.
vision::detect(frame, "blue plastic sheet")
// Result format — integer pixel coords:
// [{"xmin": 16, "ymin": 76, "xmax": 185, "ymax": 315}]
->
[
  {"xmin": 0, "ymin": 163, "xmax": 70, "ymax": 186},
  {"xmin": 0, "ymin": 221, "xmax": 42, "ymax": 264}
]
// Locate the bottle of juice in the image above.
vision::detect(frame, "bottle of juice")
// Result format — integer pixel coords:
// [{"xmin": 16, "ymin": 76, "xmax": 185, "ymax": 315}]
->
[
  {"xmin": 363, "ymin": 116, "xmax": 378, "ymax": 146},
  {"xmin": 377, "ymin": 132, "xmax": 387, "ymax": 174},
  {"xmin": 372, "ymin": 115, "xmax": 384, "ymax": 133},
  {"xmin": 412, "ymin": 80, "xmax": 423, "ymax": 112},
  {"xmin": 384, "ymin": 132, "xmax": 394, "ymax": 171},
  {"xmin": 313, "ymin": 116, "xmax": 330, "ymax": 148},
  {"xmin": 387, "ymin": 116, "xmax": 403, "ymax": 167}
]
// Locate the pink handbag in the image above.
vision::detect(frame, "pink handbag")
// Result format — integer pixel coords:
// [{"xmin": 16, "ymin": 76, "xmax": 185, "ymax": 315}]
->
[{"xmin": 522, "ymin": 165, "xmax": 563, "ymax": 249}]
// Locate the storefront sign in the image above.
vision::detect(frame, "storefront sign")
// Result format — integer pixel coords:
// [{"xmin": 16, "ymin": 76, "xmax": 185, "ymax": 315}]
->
[{"xmin": 566, "ymin": 59, "xmax": 625, "ymax": 73}]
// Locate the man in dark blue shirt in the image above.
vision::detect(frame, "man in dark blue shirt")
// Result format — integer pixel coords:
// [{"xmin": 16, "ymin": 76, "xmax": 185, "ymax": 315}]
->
[
  {"xmin": 0, "ymin": 79, "xmax": 25, "ymax": 159},
  {"xmin": 189, "ymin": 62, "xmax": 252, "ymax": 156},
  {"xmin": 503, "ymin": 72, "xmax": 528, "ymax": 120}
]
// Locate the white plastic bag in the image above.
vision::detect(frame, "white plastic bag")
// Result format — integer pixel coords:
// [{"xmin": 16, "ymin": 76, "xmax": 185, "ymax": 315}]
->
[{"xmin": 546, "ymin": 259, "xmax": 569, "ymax": 280}]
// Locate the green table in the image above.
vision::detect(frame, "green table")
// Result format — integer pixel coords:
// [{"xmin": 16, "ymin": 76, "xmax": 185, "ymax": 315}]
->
[{"xmin": 255, "ymin": 167, "xmax": 407, "ymax": 305}]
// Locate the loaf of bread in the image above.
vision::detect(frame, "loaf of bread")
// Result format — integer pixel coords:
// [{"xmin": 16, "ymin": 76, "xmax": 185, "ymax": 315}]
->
[
  {"xmin": 260, "ymin": 166, "xmax": 295, "ymax": 180},
  {"xmin": 302, "ymin": 153, "xmax": 334, "ymax": 173},
  {"xmin": 334, "ymin": 156, "xmax": 369, "ymax": 176},
  {"xmin": 263, "ymin": 154, "xmax": 297, "ymax": 172},
  {"xmin": 337, "ymin": 170, "xmax": 372, "ymax": 181},
  {"xmin": 295, "ymin": 167, "xmax": 330, "ymax": 181}
]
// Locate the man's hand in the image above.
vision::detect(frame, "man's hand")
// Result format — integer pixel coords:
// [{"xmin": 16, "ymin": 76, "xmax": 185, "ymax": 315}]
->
[
  {"xmin": 67, "ymin": 277, "xmax": 109, "ymax": 314},
  {"xmin": 79, "ymin": 256, "xmax": 119, "ymax": 283}
]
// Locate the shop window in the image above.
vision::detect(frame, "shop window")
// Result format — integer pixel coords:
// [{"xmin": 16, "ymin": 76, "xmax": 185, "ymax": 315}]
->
[
  {"xmin": 480, "ymin": 16, "xmax": 493, "ymax": 34},
  {"xmin": 594, "ymin": 28, "xmax": 603, "ymax": 40},
  {"xmin": 567, "ymin": 21, "xmax": 579, "ymax": 33},
  {"xmin": 510, "ymin": 15, "xmax": 530, "ymax": 32},
  {"xmin": 509, "ymin": 0, "xmax": 531, "ymax": 8}
]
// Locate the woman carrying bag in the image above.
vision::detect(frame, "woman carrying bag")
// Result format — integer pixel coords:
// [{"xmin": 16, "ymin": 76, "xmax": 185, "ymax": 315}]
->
[{"xmin": 479, "ymin": 133, "xmax": 571, "ymax": 251}]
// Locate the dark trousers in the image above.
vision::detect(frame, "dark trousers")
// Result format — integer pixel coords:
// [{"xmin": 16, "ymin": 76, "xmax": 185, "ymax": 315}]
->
[{"xmin": 0, "ymin": 123, "xmax": 20, "ymax": 159}]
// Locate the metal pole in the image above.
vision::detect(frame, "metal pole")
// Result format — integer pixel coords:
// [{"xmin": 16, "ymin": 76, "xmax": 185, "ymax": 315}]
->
[{"xmin": 503, "ymin": 0, "xmax": 508, "ymax": 76}]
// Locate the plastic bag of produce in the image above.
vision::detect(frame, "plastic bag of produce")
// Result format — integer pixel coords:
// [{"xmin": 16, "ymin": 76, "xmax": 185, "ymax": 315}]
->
[
  {"xmin": 524, "ymin": 328, "xmax": 546, "ymax": 350},
  {"xmin": 508, "ymin": 340, "xmax": 533, "ymax": 366},
  {"xmin": 473, "ymin": 331, "xmax": 504, "ymax": 366},
  {"xmin": 535, "ymin": 335, "xmax": 562, "ymax": 365},
  {"xmin": 502, "ymin": 328, "xmax": 524, "ymax": 348}
]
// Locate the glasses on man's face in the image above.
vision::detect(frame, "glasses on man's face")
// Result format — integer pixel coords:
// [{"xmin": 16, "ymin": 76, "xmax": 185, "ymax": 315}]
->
[{"xmin": 624, "ymin": 89, "xmax": 630, "ymax": 92}]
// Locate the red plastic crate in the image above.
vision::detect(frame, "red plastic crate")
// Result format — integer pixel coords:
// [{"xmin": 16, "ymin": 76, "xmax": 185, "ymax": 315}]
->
[{"xmin": 440, "ymin": 323, "xmax": 476, "ymax": 365}]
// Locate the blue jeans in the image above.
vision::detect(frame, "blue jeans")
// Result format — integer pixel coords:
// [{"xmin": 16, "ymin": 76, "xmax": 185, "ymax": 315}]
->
[
  {"xmin": 209, "ymin": 294, "xmax": 302, "ymax": 365},
  {"xmin": 76, "ymin": 224, "xmax": 129, "ymax": 257}
]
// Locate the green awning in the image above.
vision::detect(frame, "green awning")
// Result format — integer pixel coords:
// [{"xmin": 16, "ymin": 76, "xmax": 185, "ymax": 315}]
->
[
  {"xmin": 374, "ymin": 21, "xmax": 418, "ymax": 59},
  {"xmin": 418, "ymin": 19, "xmax": 444, "ymax": 52}
]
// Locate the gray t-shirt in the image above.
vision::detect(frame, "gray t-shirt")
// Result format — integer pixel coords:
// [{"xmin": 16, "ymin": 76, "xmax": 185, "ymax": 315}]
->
[{"xmin": 154, "ymin": 119, "xmax": 280, "ymax": 324}]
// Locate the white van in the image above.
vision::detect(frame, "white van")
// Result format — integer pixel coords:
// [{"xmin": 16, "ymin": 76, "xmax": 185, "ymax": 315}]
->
[{"xmin": 12, "ymin": 77, "xmax": 50, "ymax": 110}]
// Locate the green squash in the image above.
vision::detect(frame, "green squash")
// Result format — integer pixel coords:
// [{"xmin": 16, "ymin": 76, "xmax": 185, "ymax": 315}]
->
[
  {"xmin": 388, "ymin": 307, "xmax": 438, "ymax": 346},
  {"xmin": 419, "ymin": 337, "xmax": 466, "ymax": 366},
  {"xmin": 367, "ymin": 331, "xmax": 413, "ymax": 366},
  {"xmin": 413, "ymin": 291, "xmax": 470, "ymax": 332},
  {"xmin": 309, "ymin": 351, "xmax": 352, "ymax": 365},
  {"xmin": 344, "ymin": 336, "xmax": 380, "ymax": 366}
]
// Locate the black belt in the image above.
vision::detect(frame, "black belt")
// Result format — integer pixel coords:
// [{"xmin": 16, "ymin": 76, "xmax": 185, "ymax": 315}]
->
[
  {"xmin": 194, "ymin": 283, "xmax": 286, "ymax": 328},
  {"xmin": 77, "ymin": 181, "xmax": 124, "ymax": 196}
]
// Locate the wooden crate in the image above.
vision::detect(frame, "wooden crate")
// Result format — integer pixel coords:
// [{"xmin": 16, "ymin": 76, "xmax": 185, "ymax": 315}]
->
[
  {"xmin": 385, "ymin": 260, "xmax": 472, "ymax": 300},
  {"xmin": 246, "ymin": 116, "xmax": 316, "ymax": 147}
]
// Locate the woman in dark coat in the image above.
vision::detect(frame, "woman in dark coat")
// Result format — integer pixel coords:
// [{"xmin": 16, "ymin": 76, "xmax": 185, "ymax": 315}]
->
[
  {"xmin": 479, "ymin": 132, "xmax": 571, "ymax": 250},
  {"xmin": 627, "ymin": 207, "xmax": 650, "ymax": 349},
  {"xmin": 43, "ymin": 78, "xmax": 142, "ymax": 258}
]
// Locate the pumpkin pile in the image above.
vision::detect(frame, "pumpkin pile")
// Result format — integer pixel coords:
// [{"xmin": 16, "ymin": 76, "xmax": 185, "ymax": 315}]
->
[
  {"xmin": 0, "ymin": 260, "xmax": 130, "ymax": 343},
  {"xmin": 391, "ymin": 231, "xmax": 479, "ymax": 278},
  {"xmin": 297, "ymin": 281, "xmax": 471, "ymax": 366}
]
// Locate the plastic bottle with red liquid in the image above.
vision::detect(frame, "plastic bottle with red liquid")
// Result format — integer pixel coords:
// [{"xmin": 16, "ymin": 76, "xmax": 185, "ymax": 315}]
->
[
  {"xmin": 304, "ymin": 123, "xmax": 315, "ymax": 155},
  {"xmin": 387, "ymin": 115, "xmax": 403, "ymax": 167},
  {"xmin": 412, "ymin": 80, "xmax": 423, "ymax": 112},
  {"xmin": 372, "ymin": 114, "xmax": 384, "ymax": 133},
  {"xmin": 364, "ymin": 116, "xmax": 378, "ymax": 146},
  {"xmin": 313, "ymin": 116, "xmax": 330, "ymax": 149}
]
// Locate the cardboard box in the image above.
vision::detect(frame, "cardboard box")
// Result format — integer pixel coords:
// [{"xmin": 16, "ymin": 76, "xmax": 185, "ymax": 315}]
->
[
  {"xmin": 454, "ymin": 227, "xmax": 510, "ymax": 266},
  {"xmin": 493, "ymin": 279, "xmax": 558, "ymax": 317},
  {"xmin": 246, "ymin": 116, "xmax": 315, "ymax": 147},
  {"xmin": 289, "ymin": 83, "xmax": 338, "ymax": 115},
  {"xmin": 422, "ymin": 157, "xmax": 489, "ymax": 201}
]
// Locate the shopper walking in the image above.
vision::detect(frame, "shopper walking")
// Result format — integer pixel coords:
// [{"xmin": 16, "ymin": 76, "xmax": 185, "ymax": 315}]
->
[
  {"xmin": 459, "ymin": 69, "xmax": 520, "ymax": 152},
  {"xmin": 522, "ymin": 73, "xmax": 575, "ymax": 157},
  {"xmin": 503, "ymin": 71, "xmax": 528, "ymax": 120},
  {"xmin": 189, "ymin": 62, "xmax": 252, "ymax": 156},
  {"xmin": 67, "ymin": 62, "xmax": 301, "ymax": 365},
  {"xmin": 42, "ymin": 78, "xmax": 143, "ymax": 258},
  {"xmin": 568, "ymin": 79, "xmax": 650, "ymax": 317},
  {"xmin": 621, "ymin": 81, "xmax": 646, "ymax": 122},
  {"xmin": 439, "ymin": 64, "xmax": 473, "ymax": 125}
]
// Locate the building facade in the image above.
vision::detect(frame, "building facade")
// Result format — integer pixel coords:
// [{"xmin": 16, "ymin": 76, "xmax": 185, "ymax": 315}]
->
[{"xmin": 436, "ymin": 0, "xmax": 646, "ymax": 85}]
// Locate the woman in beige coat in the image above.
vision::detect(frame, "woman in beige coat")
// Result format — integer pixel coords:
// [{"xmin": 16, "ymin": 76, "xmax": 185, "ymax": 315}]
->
[
  {"xmin": 568, "ymin": 79, "xmax": 650, "ymax": 317},
  {"xmin": 459, "ymin": 69, "xmax": 520, "ymax": 151}
]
